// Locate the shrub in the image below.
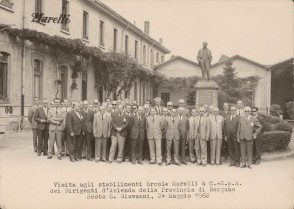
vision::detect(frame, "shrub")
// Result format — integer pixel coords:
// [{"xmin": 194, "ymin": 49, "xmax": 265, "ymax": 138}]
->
[
  {"xmin": 262, "ymin": 131, "xmax": 292, "ymax": 152},
  {"xmin": 285, "ymin": 101, "xmax": 294, "ymax": 119},
  {"xmin": 270, "ymin": 104, "xmax": 283, "ymax": 117},
  {"xmin": 273, "ymin": 121, "xmax": 293, "ymax": 132}
]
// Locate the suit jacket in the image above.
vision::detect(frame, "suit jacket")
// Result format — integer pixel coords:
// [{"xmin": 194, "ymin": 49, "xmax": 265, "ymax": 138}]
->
[
  {"xmin": 237, "ymin": 116, "xmax": 262, "ymax": 141},
  {"xmin": 93, "ymin": 113, "xmax": 111, "ymax": 138},
  {"xmin": 255, "ymin": 114, "xmax": 266, "ymax": 138},
  {"xmin": 129, "ymin": 114, "xmax": 146, "ymax": 140},
  {"xmin": 80, "ymin": 109, "xmax": 94, "ymax": 133},
  {"xmin": 34, "ymin": 107, "xmax": 49, "ymax": 130},
  {"xmin": 194, "ymin": 115, "xmax": 210, "ymax": 140},
  {"xmin": 66, "ymin": 110, "xmax": 83, "ymax": 136},
  {"xmin": 111, "ymin": 113, "xmax": 129, "ymax": 137},
  {"xmin": 146, "ymin": 115, "xmax": 164, "ymax": 140},
  {"xmin": 181, "ymin": 108, "xmax": 191, "ymax": 118},
  {"xmin": 236, "ymin": 108, "xmax": 245, "ymax": 117},
  {"xmin": 161, "ymin": 115, "xmax": 168, "ymax": 139},
  {"xmin": 48, "ymin": 107, "xmax": 65, "ymax": 131},
  {"xmin": 188, "ymin": 116, "xmax": 197, "ymax": 139},
  {"xmin": 225, "ymin": 114, "xmax": 241, "ymax": 140},
  {"xmin": 63, "ymin": 107, "xmax": 72, "ymax": 129},
  {"xmin": 209, "ymin": 115, "xmax": 224, "ymax": 140},
  {"xmin": 197, "ymin": 48, "xmax": 212, "ymax": 62},
  {"xmin": 165, "ymin": 116, "xmax": 180, "ymax": 141},
  {"xmin": 220, "ymin": 110, "xmax": 230, "ymax": 123},
  {"xmin": 154, "ymin": 105, "xmax": 164, "ymax": 115},
  {"xmin": 178, "ymin": 115, "xmax": 189, "ymax": 140},
  {"xmin": 28, "ymin": 105, "xmax": 39, "ymax": 129}
]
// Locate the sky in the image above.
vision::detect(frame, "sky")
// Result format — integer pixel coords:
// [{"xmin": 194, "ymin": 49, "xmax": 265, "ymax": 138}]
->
[{"xmin": 99, "ymin": 0, "xmax": 293, "ymax": 65}]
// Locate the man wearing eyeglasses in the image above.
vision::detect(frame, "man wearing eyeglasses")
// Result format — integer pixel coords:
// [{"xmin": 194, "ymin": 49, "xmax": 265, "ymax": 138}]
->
[
  {"xmin": 131, "ymin": 105, "xmax": 138, "ymax": 115},
  {"xmin": 237, "ymin": 106, "xmax": 262, "ymax": 169},
  {"xmin": 251, "ymin": 107, "xmax": 266, "ymax": 165},
  {"xmin": 166, "ymin": 101, "xmax": 173, "ymax": 116},
  {"xmin": 178, "ymin": 99, "xmax": 190, "ymax": 117},
  {"xmin": 28, "ymin": 97, "xmax": 40, "ymax": 152}
]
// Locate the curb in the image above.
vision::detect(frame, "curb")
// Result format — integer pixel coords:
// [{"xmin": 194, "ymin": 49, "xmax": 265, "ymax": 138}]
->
[{"xmin": 262, "ymin": 148, "xmax": 294, "ymax": 161}]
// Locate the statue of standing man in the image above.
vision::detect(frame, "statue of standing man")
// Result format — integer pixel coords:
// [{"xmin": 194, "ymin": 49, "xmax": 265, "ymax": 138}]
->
[{"xmin": 197, "ymin": 42, "xmax": 212, "ymax": 80}]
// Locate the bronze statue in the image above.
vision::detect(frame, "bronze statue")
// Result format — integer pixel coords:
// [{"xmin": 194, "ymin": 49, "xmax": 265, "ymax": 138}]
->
[{"xmin": 197, "ymin": 42, "xmax": 212, "ymax": 80}]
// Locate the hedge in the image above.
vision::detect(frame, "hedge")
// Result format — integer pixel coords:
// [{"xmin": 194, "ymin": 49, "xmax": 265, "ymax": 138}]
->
[{"xmin": 262, "ymin": 131, "xmax": 292, "ymax": 152}]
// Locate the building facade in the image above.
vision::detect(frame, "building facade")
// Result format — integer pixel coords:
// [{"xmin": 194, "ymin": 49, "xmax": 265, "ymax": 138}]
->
[{"xmin": 0, "ymin": 0, "xmax": 170, "ymax": 130}]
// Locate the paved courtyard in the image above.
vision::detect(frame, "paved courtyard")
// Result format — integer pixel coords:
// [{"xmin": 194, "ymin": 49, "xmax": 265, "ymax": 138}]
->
[{"xmin": 0, "ymin": 131, "xmax": 293, "ymax": 209}]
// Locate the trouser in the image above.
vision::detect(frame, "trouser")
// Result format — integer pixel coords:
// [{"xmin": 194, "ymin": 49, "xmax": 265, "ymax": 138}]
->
[
  {"xmin": 61, "ymin": 128, "xmax": 67, "ymax": 154},
  {"xmin": 37, "ymin": 129, "xmax": 48, "ymax": 154},
  {"xmin": 195, "ymin": 136, "xmax": 207, "ymax": 164},
  {"xmin": 123, "ymin": 135, "xmax": 132, "ymax": 161},
  {"xmin": 221, "ymin": 138, "xmax": 229, "ymax": 158},
  {"xmin": 180, "ymin": 138, "xmax": 187, "ymax": 163},
  {"xmin": 161, "ymin": 138, "xmax": 167, "ymax": 162},
  {"xmin": 84, "ymin": 131, "xmax": 94, "ymax": 158},
  {"xmin": 32, "ymin": 128, "xmax": 38, "ymax": 151},
  {"xmin": 228, "ymin": 136, "xmax": 240, "ymax": 164},
  {"xmin": 148, "ymin": 138, "xmax": 162, "ymax": 163},
  {"xmin": 131, "ymin": 138, "xmax": 144, "ymax": 162},
  {"xmin": 199, "ymin": 60, "xmax": 210, "ymax": 80},
  {"xmin": 143, "ymin": 133, "xmax": 150, "ymax": 160},
  {"xmin": 207, "ymin": 140, "xmax": 211, "ymax": 164},
  {"xmin": 95, "ymin": 137, "xmax": 107, "ymax": 161},
  {"xmin": 252, "ymin": 136, "xmax": 262, "ymax": 162},
  {"xmin": 210, "ymin": 137, "xmax": 222, "ymax": 164},
  {"xmin": 106, "ymin": 136, "xmax": 111, "ymax": 160},
  {"xmin": 109, "ymin": 133, "xmax": 126, "ymax": 162},
  {"xmin": 68, "ymin": 134, "xmax": 83, "ymax": 160},
  {"xmin": 188, "ymin": 139, "xmax": 196, "ymax": 162},
  {"xmin": 166, "ymin": 139, "xmax": 179, "ymax": 164},
  {"xmin": 48, "ymin": 130, "xmax": 63, "ymax": 157},
  {"xmin": 240, "ymin": 139, "xmax": 253, "ymax": 166}
]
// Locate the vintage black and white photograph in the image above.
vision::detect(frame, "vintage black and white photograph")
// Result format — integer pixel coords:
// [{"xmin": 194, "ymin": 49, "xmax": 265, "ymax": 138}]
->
[{"xmin": 0, "ymin": 0, "xmax": 293, "ymax": 208}]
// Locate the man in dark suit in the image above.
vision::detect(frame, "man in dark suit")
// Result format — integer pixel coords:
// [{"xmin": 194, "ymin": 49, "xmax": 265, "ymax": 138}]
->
[
  {"xmin": 109, "ymin": 104, "xmax": 129, "ymax": 163},
  {"xmin": 62, "ymin": 99, "xmax": 72, "ymax": 156},
  {"xmin": 161, "ymin": 107, "xmax": 169, "ymax": 162},
  {"xmin": 129, "ymin": 106, "xmax": 146, "ymax": 164},
  {"xmin": 178, "ymin": 107, "xmax": 190, "ymax": 165},
  {"xmin": 237, "ymin": 106, "xmax": 262, "ymax": 169},
  {"xmin": 80, "ymin": 100, "xmax": 95, "ymax": 161},
  {"xmin": 224, "ymin": 106, "xmax": 241, "ymax": 167},
  {"xmin": 28, "ymin": 97, "xmax": 40, "ymax": 152},
  {"xmin": 220, "ymin": 103, "xmax": 230, "ymax": 160},
  {"xmin": 34, "ymin": 99, "xmax": 49, "ymax": 156},
  {"xmin": 123, "ymin": 104, "xmax": 133, "ymax": 162},
  {"xmin": 178, "ymin": 99, "xmax": 190, "ymax": 117},
  {"xmin": 66, "ymin": 102, "xmax": 84, "ymax": 162},
  {"xmin": 251, "ymin": 107, "xmax": 266, "ymax": 165}
]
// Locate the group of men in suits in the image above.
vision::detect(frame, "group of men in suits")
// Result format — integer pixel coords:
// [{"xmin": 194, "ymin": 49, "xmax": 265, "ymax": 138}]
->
[{"xmin": 28, "ymin": 97, "xmax": 265, "ymax": 169}]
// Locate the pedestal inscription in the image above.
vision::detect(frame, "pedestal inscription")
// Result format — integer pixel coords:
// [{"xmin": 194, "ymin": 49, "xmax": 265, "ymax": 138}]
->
[{"xmin": 195, "ymin": 81, "xmax": 219, "ymax": 108}]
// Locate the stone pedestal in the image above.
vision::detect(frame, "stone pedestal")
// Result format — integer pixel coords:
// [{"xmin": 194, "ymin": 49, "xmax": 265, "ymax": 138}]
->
[{"xmin": 195, "ymin": 80, "xmax": 219, "ymax": 108}]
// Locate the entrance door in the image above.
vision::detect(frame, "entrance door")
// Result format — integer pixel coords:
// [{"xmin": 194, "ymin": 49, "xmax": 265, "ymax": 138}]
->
[{"xmin": 161, "ymin": 92, "xmax": 170, "ymax": 106}]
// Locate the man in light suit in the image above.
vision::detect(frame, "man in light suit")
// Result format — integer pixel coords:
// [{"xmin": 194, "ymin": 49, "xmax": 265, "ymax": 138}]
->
[
  {"xmin": 178, "ymin": 107, "xmax": 190, "ymax": 165},
  {"xmin": 225, "ymin": 106, "xmax": 241, "ymax": 167},
  {"xmin": 62, "ymin": 98, "xmax": 71, "ymax": 156},
  {"xmin": 109, "ymin": 104, "xmax": 129, "ymax": 163},
  {"xmin": 236, "ymin": 100, "xmax": 245, "ymax": 117},
  {"xmin": 154, "ymin": 97, "xmax": 164, "ymax": 116},
  {"xmin": 209, "ymin": 108, "xmax": 224, "ymax": 165},
  {"xmin": 93, "ymin": 106, "xmax": 111, "ymax": 162},
  {"xmin": 165, "ymin": 109, "xmax": 181, "ymax": 165},
  {"xmin": 80, "ymin": 100, "xmax": 95, "ymax": 161},
  {"xmin": 47, "ymin": 98, "xmax": 65, "ymax": 160},
  {"xmin": 143, "ymin": 104, "xmax": 151, "ymax": 160},
  {"xmin": 166, "ymin": 101, "xmax": 173, "ymax": 116},
  {"xmin": 161, "ymin": 107, "xmax": 169, "ymax": 162},
  {"xmin": 34, "ymin": 99, "xmax": 49, "ymax": 156},
  {"xmin": 66, "ymin": 102, "xmax": 84, "ymax": 162},
  {"xmin": 28, "ymin": 97, "xmax": 40, "ymax": 152},
  {"xmin": 129, "ymin": 106, "xmax": 146, "ymax": 164},
  {"xmin": 237, "ymin": 106, "xmax": 262, "ymax": 169},
  {"xmin": 194, "ymin": 107, "xmax": 210, "ymax": 166},
  {"xmin": 188, "ymin": 109, "xmax": 197, "ymax": 163},
  {"xmin": 146, "ymin": 107, "xmax": 164, "ymax": 166}
]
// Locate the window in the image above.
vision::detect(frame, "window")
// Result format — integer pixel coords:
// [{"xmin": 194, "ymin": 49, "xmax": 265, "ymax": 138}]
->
[
  {"xmin": 125, "ymin": 35, "xmax": 129, "ymax": 54},
  {"xmin": 61, "ymin": 0, "xmax": 69, "ymax": 31},
  {"xmin": 156, "ymin": 53, "xmax": 159, "ymax": 62},
  {"xmin": 33, "ymin": 59, "xmax": 43, "ymax": 100},
  {"xmin": 161, "ymin": 55, "xmax": 164, "ymax": 63},
  {"xmin": 82, "ymin": 11, "xmax": 89, "ymax": 39},
  {"xmin": 143, "ymin": 45, "xmax": 146, "ymax": 65},
  {"xmin": 161, "ymin": 93, "xmax": 170, "ymax": 106},
  {"xmin": 134, "ymin": 40, "xmax": 138, "ymax": 60},
  {"xmin": 0, "ymin": 52, "xmax": 8, "ymax": 100},
  {"xmin": 134, "ymin": 82, "xmax": 137, "ymax": 101},
  {"xmin": 99, "ymin": 20, "xmax": 104, "ymax": 46},
  {"xmin": 59, "ymin": 65, "xmax": 68, "ymax": 101},
  {"xmin": 35, "ymin": 0, "xmax": 43, "ymax": 13},
  {"xmin": 82, "ymin": 72, "xmax": 87, "ymax": 100},
  {"xmin": 150, "ymin": 49, "xmax": 154, "ymax": 67},
  {"xmin": 113, "ymin": 28, "xmax": 117, "ymax": 51}
]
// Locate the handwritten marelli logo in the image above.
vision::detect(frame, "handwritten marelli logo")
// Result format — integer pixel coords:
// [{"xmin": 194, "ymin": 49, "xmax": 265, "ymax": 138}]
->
[{"xmin": 31, "ymin": 13, "xmax": 70, "ymax": 24}]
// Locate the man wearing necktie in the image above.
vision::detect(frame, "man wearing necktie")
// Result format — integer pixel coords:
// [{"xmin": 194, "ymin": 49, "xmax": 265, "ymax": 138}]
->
[
  {"xmin": 93, "ymin": 106, "xmax": 111, "ymax": 162},
  {"xmin": 208, "ymin": 108, "xmax": 224, "ymax": 166},
  {"xmin": 178, "ymin": 107, "xmax": 190, "ymax": 165},
  {"xmin": 123, "ymin": 104, "xmax": 133, "ymax": 162},
  {"xmin": 224, "ymin": 106, "xmax": 241, "ymax": 167},
  {"xmin": 165, "ymin": 109, "xmax": 181, "ymax": 165},
  {"xmin": 237, "ymin": 106, "xmax": 262, "ymax": 169},
  {"xmin": 143, "ymin": 104, "xmax": 151, "ymax": 161},
  {"xmin": 161, "ymin": 108, "xmax": 169, "ymax": 162},
  {"xmin": 154, "ymin": 97, "xmax": 163, "ymax": 116},
  {"xmin": 93, "ymin": 99, "xmax": 100, "ymax": 114},
  {"xmin": 47, "ymin": 98, "xmax": 65, "ymax": 160},
  {"xmin": 62, "ymin": 99, "xmax": 72, "ymax": 156},
  {"xmin": 220, "ymin": 103, "xmax": 230, "ymax": 160},
  {"xmin": 128, "ymin": 106, "xmax": 146, "ymax": 164},
  {"xmin": 194, "ymin": 107, "xmax": 210, "ymax": 166},
  {"xmin": 188, "ymin": 109, "xmax": 197, "ymax": 163},
  {"xmin": 28, "ymin": 97, "xmax": 40, "ymax": 152},
  {"xmin": 236, "ymin": 100, "xmax": 245, "ymax": 117},
  {"xmin": 34, "ymin": 99, "xmax": 49, "ymax": 156},
  {"xmin": 146, "ymin": 107, "xmax": 164, "ymax": 166}
]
